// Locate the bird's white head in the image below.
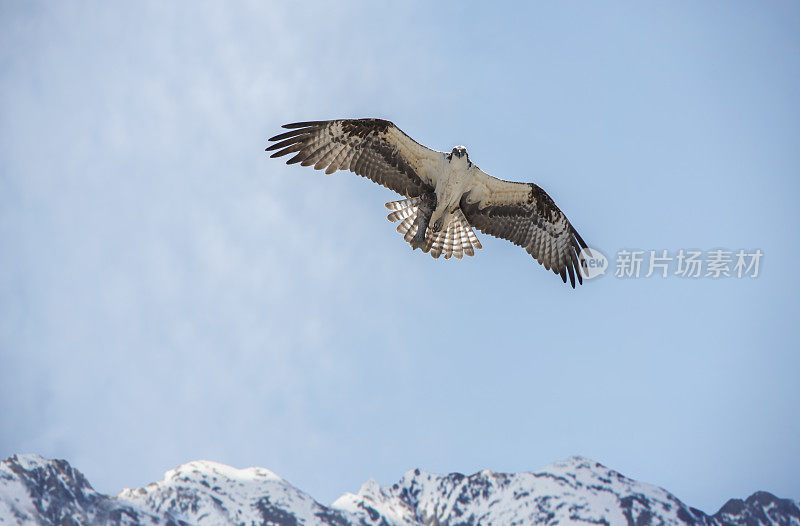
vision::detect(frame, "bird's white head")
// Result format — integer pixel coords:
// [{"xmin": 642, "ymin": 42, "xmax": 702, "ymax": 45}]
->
[{"xmin": 449, "ymin": 146, "xmax": 470, "ymax": 167}]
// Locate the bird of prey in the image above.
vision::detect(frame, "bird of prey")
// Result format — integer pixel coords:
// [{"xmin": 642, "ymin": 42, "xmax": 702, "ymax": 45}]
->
[{"xmin": 266, "ymin": 118, "xmax": 588, "ymax": 287}]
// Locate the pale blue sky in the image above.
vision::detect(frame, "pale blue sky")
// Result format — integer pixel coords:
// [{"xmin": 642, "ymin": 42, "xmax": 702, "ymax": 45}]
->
[{"xmin": 1, "ymin": 1, "xmax": 798, "ymax": 513}]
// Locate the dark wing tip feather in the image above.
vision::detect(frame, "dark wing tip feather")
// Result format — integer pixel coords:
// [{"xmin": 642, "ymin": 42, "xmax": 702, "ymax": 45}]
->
[
  {"xmin": 286, "ymin": 152, "xmax": 305, "ymax": 164},
  {"xmin": 573, "ymin": 231, "xmax": 585, "ymax": 287},
  {"xmin": 573, "ymin": 227, "xmax": 588, "ymax": 250},
  {"xmin": 266, "ymin": 136, "xmax": 305, "ymax": 152},
  {"xmin": 281, "ymin": 120, "xmax": 327, "ymax": 129},
  {"xmin": 269, "ymin": 128, "xmax": 311, "ymax": 142},
  {"xmin": 265, "ymin": 142, "xmax": 285, "ymax": 152},
  {"xmin": 567, "ymin": 258, "xmax": 576, "ymax": 288},
  {"xmin": 269, "ymin": 148, "xmax": 291, "ymax": 158}
]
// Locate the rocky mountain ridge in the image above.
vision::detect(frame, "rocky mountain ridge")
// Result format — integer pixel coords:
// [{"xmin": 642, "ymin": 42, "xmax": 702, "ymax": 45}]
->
[{"xmin": 0, "ymin": 454, "xmax": 797, "ymax": 525}]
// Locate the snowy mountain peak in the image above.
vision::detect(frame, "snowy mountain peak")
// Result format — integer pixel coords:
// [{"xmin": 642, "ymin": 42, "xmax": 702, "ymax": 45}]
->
[
  {"xmin": 5, "ymin": 454, "xmax": 49, "ymax": 472},
  {"xmin": 161, "ymin": 460, "xmax": 283, "ymax": 484},
  {"xmin": 117, "ymin": 458, "xmax": 342, "ymax": 526},
  {"xmin": 1, "ymin": 453, "xmax": 798, "ymax": 525},
  {"xmin": 333, "ymin": 457, "xmax": 695, "ymax": 525},
  {"xmin": 0, "ymin": 453, "xmax": 155, "ymax": 525}
]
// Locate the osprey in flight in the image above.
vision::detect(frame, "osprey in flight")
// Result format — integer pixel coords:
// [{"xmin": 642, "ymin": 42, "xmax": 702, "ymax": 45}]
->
[{"xmin": 267, "ymin": 118, "xmax": 588, "ymax": 287}]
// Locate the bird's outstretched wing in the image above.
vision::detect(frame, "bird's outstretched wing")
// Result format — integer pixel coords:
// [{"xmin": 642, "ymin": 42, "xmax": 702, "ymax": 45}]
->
[
  {"xmin": 460, "ymin": 168, "xmax": 588, "ymax": 287},
  {"xmin": 267, "ymin": 119, "xmax": 444, "ymax": 198}
]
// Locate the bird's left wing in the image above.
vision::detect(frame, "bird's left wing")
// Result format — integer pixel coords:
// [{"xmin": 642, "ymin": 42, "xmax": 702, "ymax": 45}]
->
[
  {"xmin": 267, "ymin": 119, "xmax": 444, "ymax": 198},
  {"xmin": 460, "ymin": 168, "xmax": 588, "ymax": 287}
]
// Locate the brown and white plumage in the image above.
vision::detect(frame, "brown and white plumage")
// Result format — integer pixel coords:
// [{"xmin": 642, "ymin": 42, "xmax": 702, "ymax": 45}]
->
[
  {"xmin": 267, "ymin": 118, "xmax": 588, "ymax": 287},
  {"xmin": 386, "ymin": 197, "xmax": 482, "ymax": 259},
  {"xmin": 460, "ymin": 170, "xmax": 587, "ymax": 287},
  {"xmin": 266, "ymin": 119, "xmax": 440, "ymax": 197}
]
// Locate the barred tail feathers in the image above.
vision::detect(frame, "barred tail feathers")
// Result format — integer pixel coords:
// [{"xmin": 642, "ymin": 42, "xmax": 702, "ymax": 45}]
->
[
  {"xmin": 385, "ymin": 200, "xmax": 481, "ymax": 259},
  {"xmin": 386, "ymin": 198, "xmax": 422, "ymax": 244}
]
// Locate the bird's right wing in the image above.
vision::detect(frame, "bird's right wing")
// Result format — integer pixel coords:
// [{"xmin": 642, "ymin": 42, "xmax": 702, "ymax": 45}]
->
[
  {"xmin": 267, "ymin": 119, "xmax": 444, "ymax": 198},
  {"xmin": 461, "ymin": 167, "xmax": 588, "ymax": 287}
]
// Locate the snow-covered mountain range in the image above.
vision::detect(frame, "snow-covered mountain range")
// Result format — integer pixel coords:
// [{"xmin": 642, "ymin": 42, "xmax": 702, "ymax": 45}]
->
[{"xmin": 0, "ymin": 454, "xmax": 797, "ymax": 525}]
